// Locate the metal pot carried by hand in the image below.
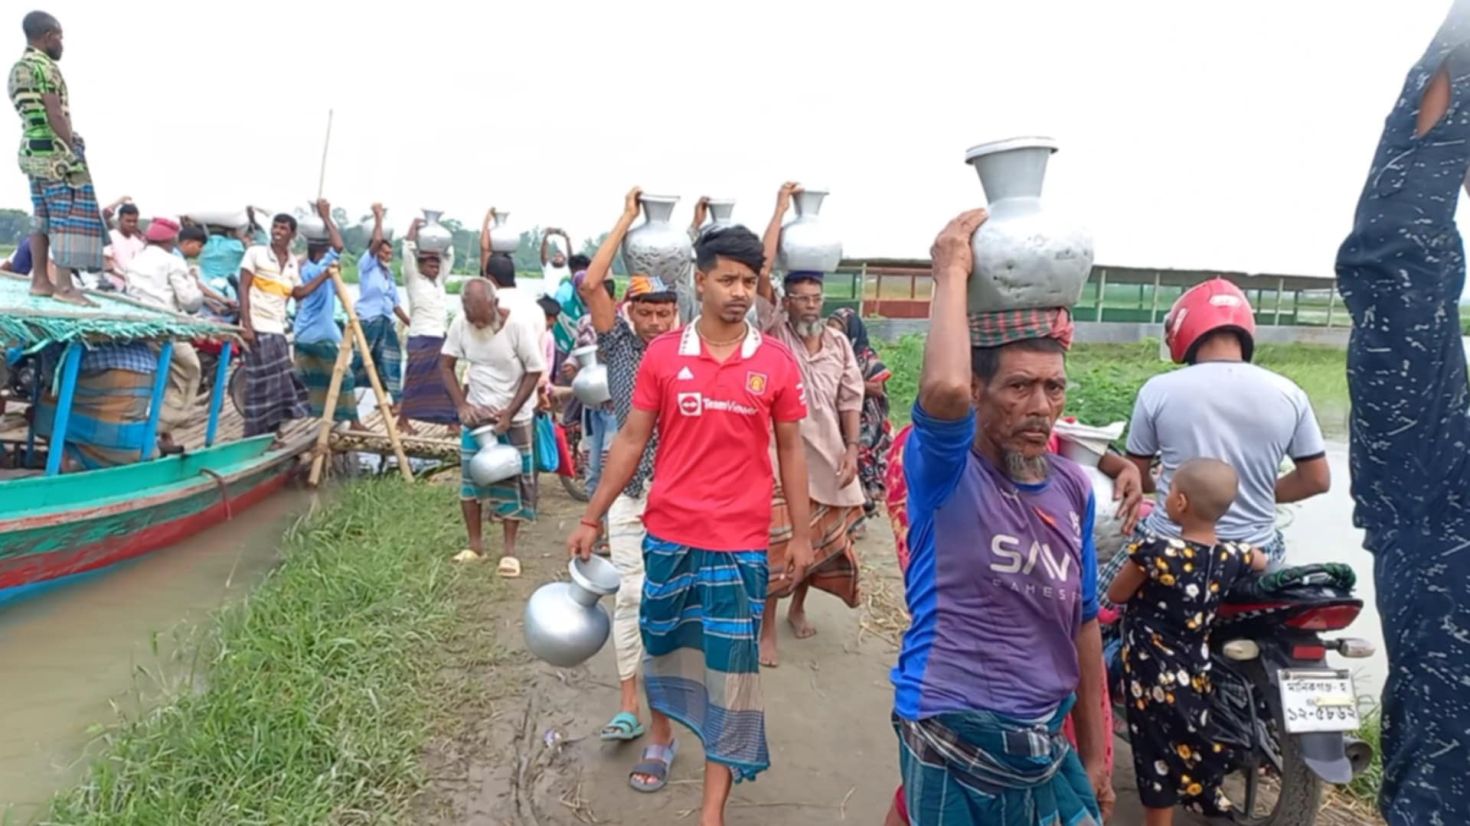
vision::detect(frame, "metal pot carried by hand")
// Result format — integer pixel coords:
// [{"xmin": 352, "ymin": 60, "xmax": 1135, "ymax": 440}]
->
[
  {"xmin": 467, "ymin": 424, "xmax": 521, "ymax": 486},
  {"xmin": 523, "ymin": 556, "xmax": 622, "ymax": 667},
  {"xmin": 419, "ymin": 209, "xmax": 454, "ymax": 255},
  {"xmin": 569, "ymin": 345, "xmax": 610, "ymax": 406},
  {"xmin": 964, "ymin": 137, "xmax": 1093, "ymax": 312}
]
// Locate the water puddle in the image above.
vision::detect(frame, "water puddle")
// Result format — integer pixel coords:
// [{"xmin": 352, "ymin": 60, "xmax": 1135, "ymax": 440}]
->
[{"xmin": 0, "ymin": 490, "xmax": 313, "ymax": 820}]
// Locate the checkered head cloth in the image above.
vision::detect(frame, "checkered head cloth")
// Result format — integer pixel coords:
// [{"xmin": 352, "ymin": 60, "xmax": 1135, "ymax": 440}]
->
[{"xmin": 967, "ymin": 306, "xmax": 1075, "ymax": 349}]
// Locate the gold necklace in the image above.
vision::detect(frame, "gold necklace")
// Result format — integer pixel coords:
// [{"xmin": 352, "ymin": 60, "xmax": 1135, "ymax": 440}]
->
[{"xmin": 697, "ymin": 322, "xmax": 747, "ymax": 347}]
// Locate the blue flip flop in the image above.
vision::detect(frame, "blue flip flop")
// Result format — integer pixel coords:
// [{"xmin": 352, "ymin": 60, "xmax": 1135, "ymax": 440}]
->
[
  {"xmin": 600, "ymin": 711, "xmax": 646, "ymax": 741},
  {"xmin": 629, "ymin": 740, "xmax": 678, "ymax": 793}
]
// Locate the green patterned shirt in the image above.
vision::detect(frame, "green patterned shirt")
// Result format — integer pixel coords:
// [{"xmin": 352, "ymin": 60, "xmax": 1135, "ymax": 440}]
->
[{"xmin": 8, "ymin": 46, "xmax": 86, "ymax": 183}]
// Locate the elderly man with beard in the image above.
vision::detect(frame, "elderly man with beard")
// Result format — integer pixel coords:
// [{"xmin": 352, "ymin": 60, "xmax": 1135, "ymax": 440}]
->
[
  {"xmin": 440, "ymin": 278, "xmax": 544, "ymax": 575},
  {"xmin": 890, "ymin": 209, "xmax": 1106, "ymax": 826},
  {"xmin": 576, "ymin": 187, "xmax": 682, "ymax": 745},
  {"xmin": 753, "ymin": 181, "xmax": 866, "ymax": 667}
]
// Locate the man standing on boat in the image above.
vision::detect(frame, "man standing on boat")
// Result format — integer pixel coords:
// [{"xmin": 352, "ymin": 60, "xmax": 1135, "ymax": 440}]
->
[
  {"xmin": 238, "ymin": 203, "xmax": 336, "ymax": 444},
  {"xmin": 568, "ymin": 224, "xmax": 813, "ymax": 826},
  {"xmin": 1335, "ymin": 6, "xmax": 1470, "ymax": 822},
  {"xmin": 291, "ymin": 201, "xmax": 359, "ymax": 430},
  {"xmin": 8, "ymin": 10, "xmax": 100, "ymax": 306},
  {"xmin": 123, "ymin": 215, "xmax": 203, "ymax": 456},
  {"xmin": 398, "ymin": 216, "xmax": 457, "ymax": 435},
  {"xmin": 440, "ymin": 278, "xmax": 545, "ymax": 576},
  {"xmin": 354, "ymin": 203, "xmax": 409, "ymax": 405},
  {"xmin": 575, "ymin": 187, "xmax": 681, "ymax": 746},
  {"xmin": 754, "ymin": 181, "xmax": 866, "ymax": 668}
]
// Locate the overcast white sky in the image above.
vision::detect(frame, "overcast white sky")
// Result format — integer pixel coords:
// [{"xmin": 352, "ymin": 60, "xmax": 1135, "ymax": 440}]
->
[{"xmin": 3, "ymin": 1, "xmax": 1461, "ymax": 282}]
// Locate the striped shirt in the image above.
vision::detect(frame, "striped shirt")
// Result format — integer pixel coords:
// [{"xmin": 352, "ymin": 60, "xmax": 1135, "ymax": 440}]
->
[{"xmin": 240, "ymin": 245, "xmax": 302, "ymax": 335}]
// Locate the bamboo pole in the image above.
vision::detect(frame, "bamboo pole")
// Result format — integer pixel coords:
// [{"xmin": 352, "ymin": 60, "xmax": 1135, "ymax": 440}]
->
[
  {"xmin": 316, "ymin": 109, "xmax": 334, "ymax": 201},
  {"xmin": 307, "ymin": 333, "xmax": 355, "ymax": 487},
  {"xmin": 330, "ymin": 266, "xmax": 413, "ymax": 482}
]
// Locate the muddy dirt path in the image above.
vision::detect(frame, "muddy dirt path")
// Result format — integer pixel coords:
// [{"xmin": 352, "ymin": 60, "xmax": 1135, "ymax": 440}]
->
[{"xmin": 418, "ymin": 485, "xmax": 1373, "ymax": 825}]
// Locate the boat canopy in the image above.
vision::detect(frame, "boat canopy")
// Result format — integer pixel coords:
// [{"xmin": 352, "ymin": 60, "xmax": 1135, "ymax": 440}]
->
[{"xmin": 0, "ymin": 274, "xmax": 238, "ymax": 352}]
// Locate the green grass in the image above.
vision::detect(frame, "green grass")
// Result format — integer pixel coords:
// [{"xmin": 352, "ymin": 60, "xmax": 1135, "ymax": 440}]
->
[
  {"xmin": 1345, "ymin": 713, "xmax": 1383, "ymax": 805},
  {"xmin": 874, "ymin": 337, "xmax": 1351, "ymax": 434},
  {"xmin": 46, "ymin": 479, "xmax": 474, "ymax": 824}
]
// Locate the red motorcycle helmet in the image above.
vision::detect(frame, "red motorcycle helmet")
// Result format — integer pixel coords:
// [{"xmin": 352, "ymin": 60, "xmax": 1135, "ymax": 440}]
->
[{"xmin": 1163, "ymin": 277, "xmax": 1257, "ymax": 364}]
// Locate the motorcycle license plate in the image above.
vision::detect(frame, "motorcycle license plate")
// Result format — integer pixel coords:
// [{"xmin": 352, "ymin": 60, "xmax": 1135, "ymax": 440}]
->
[{"xmin": 1278, "ymin": 669, "xmax": 1361, "ymax": 734}]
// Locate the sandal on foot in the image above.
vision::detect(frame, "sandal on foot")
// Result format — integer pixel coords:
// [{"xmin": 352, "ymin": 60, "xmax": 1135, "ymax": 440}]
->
[
  {"xmin": 629, "ymin": 740, "xmax": 678, "ymax": 792},
  {"xmin": 600, "ymin": 711, "xmax": 646, "ymax": 741},
  {"xmin": 452, "ymin": 549, "xmax": 483, "ymax": 563},
  {"xmin": 496, "ymin": 556, "xmax": 522, "ymax": 578}
]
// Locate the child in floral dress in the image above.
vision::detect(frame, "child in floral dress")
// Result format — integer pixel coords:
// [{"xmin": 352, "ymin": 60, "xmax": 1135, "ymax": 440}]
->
[{"xmin": 1107, "ymin": 458, "xmax": 1266, "ymax": 825}]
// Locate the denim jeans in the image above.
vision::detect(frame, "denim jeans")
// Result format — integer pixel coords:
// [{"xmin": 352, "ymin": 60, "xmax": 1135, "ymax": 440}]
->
[{"xmin": 583, "ymin": 406, "xmax": 618, "ymax": 495}]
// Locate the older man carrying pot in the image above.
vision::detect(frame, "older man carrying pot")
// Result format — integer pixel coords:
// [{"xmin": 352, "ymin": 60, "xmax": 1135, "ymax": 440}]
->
[
  {"xmin": 440, "ymin": 278, "xmax": 544, "ymax": 576},
  {"xmin": 890, "ymin": 209, "xmax": 1107, "ymax": 826}
]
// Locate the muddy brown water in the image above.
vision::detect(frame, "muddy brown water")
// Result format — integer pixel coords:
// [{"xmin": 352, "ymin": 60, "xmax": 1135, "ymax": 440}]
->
[{"xmin": 0, "ymin": 490, "xmax": 313, "ymax": 821}]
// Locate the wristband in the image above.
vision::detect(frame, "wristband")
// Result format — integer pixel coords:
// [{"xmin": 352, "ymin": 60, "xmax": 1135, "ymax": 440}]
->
[{"xmin": 579, "ymin": 517, "xmax": 602, "ymax": 531}]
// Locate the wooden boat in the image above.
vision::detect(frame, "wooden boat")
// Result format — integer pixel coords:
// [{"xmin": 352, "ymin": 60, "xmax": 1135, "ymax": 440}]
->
[{"xmin": 0, "ymin": 275, "xmax": 312, "ymax": 604}]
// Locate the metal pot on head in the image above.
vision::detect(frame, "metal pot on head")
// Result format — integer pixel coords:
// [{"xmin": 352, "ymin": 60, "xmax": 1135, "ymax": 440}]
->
[
  {"xmin": 622, "ymin": 195, "xmax": 692, "ymax": 285},
  {"xmin": 489, "ymin": 210, "xmax": 519, "ymax": 254},
  {"xmin": 523, "ymin": 555, "xmax": 622, "ymax": 667},
  {"xmin": 297, "ymin": 200, "xmax": 328, "ymax": 243},
  {"xmin": 964, "ymin": 137, "xmax": 1093, "ymax": 312},
  {"xmin": 419, "ymin": 209, "xmax": 454, "ymax": 255},
  {"xmin": 357, "ymin": 210, "xmax": 393, "ymax": 242},
  {"xmin": 778, "ymin": 189, "xmax": 842, "ymax": 274},
  {"xmin": 467, "ymin": 424, "xmax": 521, "ymax": 486},
  {"xmin": 569, "ymin": 345, "xmax": 610, "ymax": 406}
]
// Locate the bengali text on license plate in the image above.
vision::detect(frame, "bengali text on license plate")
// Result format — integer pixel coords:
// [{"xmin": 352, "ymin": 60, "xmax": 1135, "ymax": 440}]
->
[{"xmin": 1279, "ymin": 669, "xmax": 1360, "ymax": 734}]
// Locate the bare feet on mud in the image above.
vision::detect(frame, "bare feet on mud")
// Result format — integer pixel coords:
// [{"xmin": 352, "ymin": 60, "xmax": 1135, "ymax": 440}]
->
[
  {"xmin": 787, "ymin": 609, "xmax": 817, "ymax": 639},
  {"xmin": 760, "ymin": 635, "xmax": 779, "ymax": 668}
]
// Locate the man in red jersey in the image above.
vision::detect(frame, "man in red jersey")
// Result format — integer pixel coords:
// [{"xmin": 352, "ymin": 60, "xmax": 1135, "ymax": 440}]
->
[{"xmin": 569, "ymin": 224, "xmax": 813, "ymax": 826}]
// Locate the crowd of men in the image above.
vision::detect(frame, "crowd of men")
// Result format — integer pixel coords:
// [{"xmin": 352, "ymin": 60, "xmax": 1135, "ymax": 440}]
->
[{"xmin": 11, "ymin": 5, "xmax": 1470, "ymax": 826}]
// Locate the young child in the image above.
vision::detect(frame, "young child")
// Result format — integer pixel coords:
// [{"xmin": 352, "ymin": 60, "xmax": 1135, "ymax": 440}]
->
[{"xmin": 1107, "ymin": 457, "xmax": 1266, "ymax": 824}]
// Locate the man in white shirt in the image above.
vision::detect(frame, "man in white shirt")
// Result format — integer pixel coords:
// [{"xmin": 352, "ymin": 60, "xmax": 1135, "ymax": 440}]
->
[
  {"xmin": 539, "ymin": 226, "xmax": 572, "ymax": 298},
  {"xmin": 103, "ymin": 200, "xmax": 144, "ymax": 291},
  {"xmin": 440, "ymin": 278, "xmax": 545, "ymax": 576},
  {"xmin": 124, "ymin": 215, "xmax": 203, "ymax": 456},
  {"xmin": 484, "ymin": 253, "xmax": 548, "ymax": 342},
  {"xmin": 238, "ymin": 206, "xmax": 335, "ymax": 443},
  {"xmin": 398, "ymin": 217, "xmax": 459, "ymax": 434}
]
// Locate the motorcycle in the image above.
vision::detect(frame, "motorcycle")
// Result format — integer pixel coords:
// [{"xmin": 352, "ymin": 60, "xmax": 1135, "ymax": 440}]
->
[{"xmin": 1110, "ymin": 566, "xmax": 1375, "ymax": 826}]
